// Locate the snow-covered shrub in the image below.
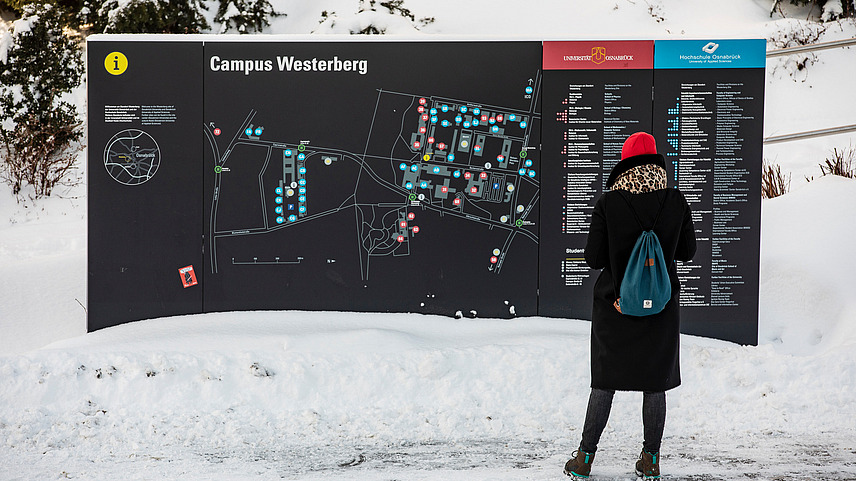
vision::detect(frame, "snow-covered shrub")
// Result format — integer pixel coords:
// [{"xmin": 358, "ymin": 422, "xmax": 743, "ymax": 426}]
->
[
  {"xmin": 766, "ymin": 19, "xmax": 826, "ymax": 81},
  {"xmin": 367, "ymin": 0, "xmax": 424, "ymax": 23},
  {"xmin": 0, "ymin": 22, "xmax": 11, "ymax": 64},
  {"xmin": 164, "ymin": 0, "xmax": 210, "ymax": 33},
  {"xmin": 214, "ymin": 0, "xmax": 281, "ymax": 34},
  {"xmin": 776, "ymin": 0, "xmax": 855, "ymax": 20},
  {"xmin": 2, "ymin": 1, "xmax": 86, "ymax": 30},
  {"xmin": 761, "ymin": 160, "xmax": 792, "ymax": 198},
  {"xmin": 818, "ymin": 146, "xmax": 856, "ymax": 178},
  {"xmin": 821, "ymin": 0, "xmax": 845, "ymax": 20},
  {"xmin": 315, "ymin": 0, "xmax": 433, "ymax": 35},
  {"xmin": 646, "ymin": 0, "xmax": 666, "ymax": 23},
  {"xmin": 0, "ymin": 0, "xmax": 27, "ymax": 11},
  {"xmin": 0, "ymin": 3, "xmax": 83, "ymax": 198},
  {"xmin": 85, "ymin": 0, "xmax": 209, "ymax": 33}
]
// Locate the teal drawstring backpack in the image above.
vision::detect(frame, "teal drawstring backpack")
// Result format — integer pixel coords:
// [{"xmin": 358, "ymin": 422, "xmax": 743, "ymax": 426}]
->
[{"xmin": 616, "ymin": 192, "xmax": 671, "ymax": 317}]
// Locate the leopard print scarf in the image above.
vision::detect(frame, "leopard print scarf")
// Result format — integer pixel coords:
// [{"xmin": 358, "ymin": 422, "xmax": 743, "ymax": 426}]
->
[{"xmin": 610, "ymin": 163, "xmax": 667, "ymax": 194}]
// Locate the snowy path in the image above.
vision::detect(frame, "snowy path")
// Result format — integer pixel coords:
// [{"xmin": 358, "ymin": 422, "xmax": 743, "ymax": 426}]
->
[{"xmin": 2, "ymin": 433, "xmax": 855, "ymax": 480}]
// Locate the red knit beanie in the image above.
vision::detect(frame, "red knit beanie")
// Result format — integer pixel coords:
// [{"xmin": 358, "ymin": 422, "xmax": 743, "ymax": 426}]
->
[
  {"xmin": 606, "ymin": 132, "xmax": 665, "ymax": 188},
  {"xmin": 621, "ymin": 132, "xmax": 657, "ymax": 160}
]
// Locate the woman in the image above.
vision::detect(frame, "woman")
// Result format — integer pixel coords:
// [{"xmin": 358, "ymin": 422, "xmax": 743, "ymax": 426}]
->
[{"xmin": 564, "ymin": 132, "xmax": 696, "ymax": 479}]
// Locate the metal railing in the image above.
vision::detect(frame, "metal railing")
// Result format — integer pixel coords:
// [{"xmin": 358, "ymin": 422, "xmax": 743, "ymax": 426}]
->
[
  {"xmin": 763, "ymin": 37, "xmax": 855, "ymax": 144},
  {"xmin": 764, "ymin": 124, "xmax": 856, "ymax": 144},
  {"xmin": 765, "ymin": 37, "xmax": 856, "ymax": 58}
]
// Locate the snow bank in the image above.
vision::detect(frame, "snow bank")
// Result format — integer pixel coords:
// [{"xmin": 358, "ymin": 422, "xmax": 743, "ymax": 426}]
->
[
  {"xmin": 0, "ymin": 152, "xmax": 87, "ymax": 355},
  {"xmin": 1, "ymin": 310, "xmax": 855, "ymax": 480},
  {"xmin": 0, "ymin": 214, "xmax": 86, "ymax": 354},
  {"xmin": 760, "ymin": 175, "xmax": 856, "ymax": 353}
]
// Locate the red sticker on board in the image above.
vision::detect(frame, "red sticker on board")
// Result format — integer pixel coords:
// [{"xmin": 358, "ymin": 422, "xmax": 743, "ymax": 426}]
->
[{"xmin": 179, "ymin": 265, "xmax": 198, "ymax": 288}]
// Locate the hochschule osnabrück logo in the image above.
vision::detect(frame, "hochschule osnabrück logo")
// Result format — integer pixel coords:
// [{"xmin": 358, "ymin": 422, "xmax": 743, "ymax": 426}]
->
[{"xmin": 702, "ymin": 42, "xmax": 720, "ymax": 54}]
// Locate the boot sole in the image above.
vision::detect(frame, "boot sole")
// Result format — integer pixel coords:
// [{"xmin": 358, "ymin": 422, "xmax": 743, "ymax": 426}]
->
[
  {"xmin": 564, "ymin": 467, "xmax": 590, "ymax": 478},
  {"xmin": 634, "ymin": 468, "xmax": 660, "ymax": 479}
]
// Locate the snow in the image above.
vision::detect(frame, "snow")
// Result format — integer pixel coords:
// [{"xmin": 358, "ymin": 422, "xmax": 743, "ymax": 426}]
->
[
  {"xmin": 10, "ymin": 15, "xmax": 36, "ymax": 36},
  {"xmin": 2, "ymin": 0, "xmax": 856, "ymax": 479},
  {"xmin": 0, "ymin": 22, "xmax": 11, "ymax": 64},
  {"xmin": 823, "ymin": 0, "xmax": 845, "ymax": 22},
  {"xmin": 1, "ymin": 12, "xmax": 39, "ymax": 66},
  {"xmin": 759, "ymin": 175, "xmax": 856, "ymax": 354},
  {"xmin": 2, "ymin": 311, "xmax": 856, "ymax": 479},
  {"xmin": 313, "ymin": 10, "xmax": 422, "ymax": 35},
  {"xmin": 217, "ymin": 2, "xmax": 245, "ymax": 34}
]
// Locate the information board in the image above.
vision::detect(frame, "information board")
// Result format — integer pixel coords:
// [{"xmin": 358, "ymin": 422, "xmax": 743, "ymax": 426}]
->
[
  {"xmin": 539, "ymin": 40, "xmax": 655, "ymax": 319},
  {"xmin": 652, "ymin": 40, "xmax": 765, "ymax": 345},
  {"xmin": 87, "ymin": 41, "xmax": 204, "ymax": 332},
  {"xmin": 539, "ymin": 39, "xmax": 764, "ymax": 345},
  {"xmin": 87, "ymin": 37, "xmax": 764, "ymax": 345}
]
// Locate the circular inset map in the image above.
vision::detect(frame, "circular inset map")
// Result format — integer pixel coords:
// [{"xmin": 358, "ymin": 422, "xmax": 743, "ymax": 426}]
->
[{"xmin": 103, "ymin": 129, "xmax": 161, "ymax": 185}]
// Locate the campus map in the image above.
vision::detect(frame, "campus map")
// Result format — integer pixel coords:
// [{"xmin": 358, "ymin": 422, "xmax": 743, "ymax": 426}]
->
[
  {"xmin": 201, "ymin": 41, "xmax": 543, "ymax": 317},
  {"xmin": 207, "ymin": 90, "xmax": 540, "ymax": 279}
]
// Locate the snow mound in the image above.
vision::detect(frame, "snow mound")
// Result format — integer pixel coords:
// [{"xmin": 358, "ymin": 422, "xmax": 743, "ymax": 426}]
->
[
  {"xmin": 760, "ymin": 175, "xmax": 856, "ymax": 353},
  {"xmin": 2, "ymin": 311, "xmax": 856, "ymax": 480}
]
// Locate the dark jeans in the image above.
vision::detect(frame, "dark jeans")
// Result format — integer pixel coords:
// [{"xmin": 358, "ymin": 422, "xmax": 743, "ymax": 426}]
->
[{"xmin": 579, "ymin": 388, "xmax": 666, "ymax": 454}]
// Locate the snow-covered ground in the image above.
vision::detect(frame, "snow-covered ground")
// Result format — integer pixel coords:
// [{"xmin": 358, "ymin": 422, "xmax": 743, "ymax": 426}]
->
[
  {"xmin": 2, "ymin": 1, "xmax": 856, "ymax": 480},
  {"xmin": 2, "ymin": 304, "xmax": 856, "ymax": 480}
]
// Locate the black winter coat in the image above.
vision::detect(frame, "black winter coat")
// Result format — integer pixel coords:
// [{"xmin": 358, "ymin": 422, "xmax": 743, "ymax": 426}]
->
[{"xmin": 585, "ymin": 188, "xmax": 696, "ymax": 392}]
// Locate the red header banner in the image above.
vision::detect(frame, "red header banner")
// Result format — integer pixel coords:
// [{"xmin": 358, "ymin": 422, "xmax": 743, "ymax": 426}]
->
[{"xmin": 543, "ymin": 40, "xmax": 654, "ymax": 70}]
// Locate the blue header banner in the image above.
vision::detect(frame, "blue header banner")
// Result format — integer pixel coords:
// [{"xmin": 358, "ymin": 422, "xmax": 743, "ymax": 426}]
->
[{"xmin": 654, "ymin": 39, "xmax": 766, "ymax": 69}]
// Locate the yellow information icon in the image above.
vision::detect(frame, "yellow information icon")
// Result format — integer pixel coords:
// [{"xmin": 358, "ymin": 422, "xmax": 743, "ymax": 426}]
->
[{"xmin": 104, "ymin": 52, "xmax": 128, "ymax": 76}]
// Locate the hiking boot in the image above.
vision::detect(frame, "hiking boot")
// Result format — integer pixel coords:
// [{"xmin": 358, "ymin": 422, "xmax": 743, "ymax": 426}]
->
[
  {"xmin": 564, "ymin": 449, "xmax": 595, "ymax": 478},
  {"xmin": 635, "ymin": 449, "xmax": 660, "ymax": 479}
]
